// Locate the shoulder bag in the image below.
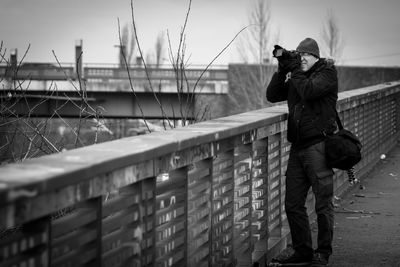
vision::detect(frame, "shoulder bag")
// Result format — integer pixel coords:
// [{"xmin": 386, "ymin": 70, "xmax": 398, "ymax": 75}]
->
[{"xmin": 324, "ymin": 111, "xmax": 362, "ymax": 170}]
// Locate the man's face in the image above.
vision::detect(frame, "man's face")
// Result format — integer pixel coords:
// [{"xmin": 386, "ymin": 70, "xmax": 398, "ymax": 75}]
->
[{"xmin": 300, "ymin": 52, "xmax": 318, "ymax": 72}]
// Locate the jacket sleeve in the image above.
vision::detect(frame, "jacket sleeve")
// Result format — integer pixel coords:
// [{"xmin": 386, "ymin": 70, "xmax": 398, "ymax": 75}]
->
[
  {"xmin": 289, "ymin": 66, "xmax": 338, "ymax": 100},
  {"xmin": 266, "ymin": 72, "xmax": 289, "ymax": 103}
]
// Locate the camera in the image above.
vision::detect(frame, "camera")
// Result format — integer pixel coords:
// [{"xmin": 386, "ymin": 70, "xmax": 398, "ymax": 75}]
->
[
  {"xmin": 272, "ymin": 45, "xmax": 301, "ymax": 72},
  {"xmin": 272, "ymin": 45, "xmax": 298, "ymax": 59}
]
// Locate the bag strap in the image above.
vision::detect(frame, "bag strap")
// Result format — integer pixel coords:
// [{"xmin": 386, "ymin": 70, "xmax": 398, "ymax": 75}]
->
[
  {"xmin": 334, "ymin": 110, "xmax": 344, "ymax": 130},
  {"xmin": 310, "ymin": 107, "xmax": 343, "ymax": 136},
  {"xmin": 302, "ymin": 101, "xmax": 342, "ymax": 135}
]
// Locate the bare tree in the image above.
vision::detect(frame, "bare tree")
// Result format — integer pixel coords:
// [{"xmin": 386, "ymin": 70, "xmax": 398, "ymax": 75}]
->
[
  {"xmin": 134, "ymin": 32, "xmax": 165, "ymax": 67},
  {"xmin": 320, "ymin": 8, "xmax": 344, "ymax": 61},
  {"xmin": 0, "ymin": 43, "xmax": 110, "ymax": 164},
  {"xmin": 121, "ymin": 0, "xmax": 244, "ymax": 127},
  {"xmin": 155, "ymin": 32, "xmax": 165, "ymax": 67},
  {"xmin": 237, "ymin": 0, "xmax": 279, "ymax": 64},
  {"xmin": 119, "ymin": 23, "xmax": 137, "ymax": 66},
  {"xmin": 224, "ymin": 0, "xmax": 279, "ymax": 115},
  {"xmin": 119, "ymin": 23, "xmax": 165, "ymax": 68}
]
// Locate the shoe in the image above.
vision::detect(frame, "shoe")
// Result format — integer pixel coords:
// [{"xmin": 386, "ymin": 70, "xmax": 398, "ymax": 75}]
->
[
  {"xmin": 271, "ymin": 252, "xmax": 312, "ymax": 266},
  {"xmin": 311, "ymin": 252, "xmax": 329, "ymax": 266}
]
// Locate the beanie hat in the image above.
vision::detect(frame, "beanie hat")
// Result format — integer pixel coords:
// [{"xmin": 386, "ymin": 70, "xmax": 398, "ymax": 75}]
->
[{"xmin": 296, "ymin": 38, "xmax": 320, "ymax": 58}]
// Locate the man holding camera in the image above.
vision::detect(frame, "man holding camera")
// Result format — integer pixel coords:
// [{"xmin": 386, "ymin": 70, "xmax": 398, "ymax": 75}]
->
[{"xmin": 266, "ymin": 38, "xmax": 338, "ymax": 266}]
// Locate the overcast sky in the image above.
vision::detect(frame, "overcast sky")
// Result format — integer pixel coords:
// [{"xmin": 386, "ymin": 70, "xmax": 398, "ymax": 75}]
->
[{"xmin": 1, "ymin": 0, "xmax": 400, "ymax": 66}]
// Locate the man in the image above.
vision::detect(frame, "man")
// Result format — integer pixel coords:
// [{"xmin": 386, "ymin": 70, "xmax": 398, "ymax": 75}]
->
[{"xmin": 266, "ymin": 38, "xmax": 338, "ymax": 266}]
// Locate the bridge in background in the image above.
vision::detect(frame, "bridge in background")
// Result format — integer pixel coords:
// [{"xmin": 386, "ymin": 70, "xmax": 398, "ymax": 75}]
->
[
  {"xmin": 0, "ymin": 80, "xmax": 399, "ymax": 266},
  {"xmin": 0, "ymin": 61, "xmax": 228, "ymax": 119}
]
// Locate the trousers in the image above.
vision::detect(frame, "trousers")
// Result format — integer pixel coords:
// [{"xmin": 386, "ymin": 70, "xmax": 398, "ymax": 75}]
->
[{"xmin": 285, "ymin": 141, "xmax": 334, "ymax": 256}]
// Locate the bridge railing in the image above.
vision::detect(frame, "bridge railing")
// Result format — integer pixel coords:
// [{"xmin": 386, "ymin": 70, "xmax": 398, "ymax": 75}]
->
[
  {"xmin": 0, "ymin": 64, "xmax": 228, "ymax": 82},
  {"xmin": 84, "ymin": 67, "xmax": 228, "ymax": 81},
  {"xmin": 0, "ymin": 65, "xmax": 229, "ymax": 94},
  {"xmin": 0, "ymin": 81, "xmax": 399, "ymax": 266}
]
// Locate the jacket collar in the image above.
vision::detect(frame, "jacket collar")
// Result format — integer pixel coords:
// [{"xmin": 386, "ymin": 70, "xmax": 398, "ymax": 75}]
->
[{"xmin": 304, "ymin": 58, "xmax": 334, "ymax": 74}]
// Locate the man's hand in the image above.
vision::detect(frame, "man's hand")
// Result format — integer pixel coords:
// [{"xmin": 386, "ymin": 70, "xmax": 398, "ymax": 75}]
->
[
  {"xmin": 277, "ymin": 53, "xmax": 301, "ymax": 73},
  {"xmin": 285, "ymin": 57, "xmax": 301, "ymax": 72},
  {"xmin": 284, "ymin": 72, "xmax": 291, "ymax": 83}
]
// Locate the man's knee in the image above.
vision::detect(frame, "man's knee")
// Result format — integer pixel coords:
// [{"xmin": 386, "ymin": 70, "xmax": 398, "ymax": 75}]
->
[
  {"xmin": 285, "ymin": 197, "xmax": 307, "ymax": 215},
  {"xmin": 315, "ymin": 198, "xmax": 334, "ymax": 214}
]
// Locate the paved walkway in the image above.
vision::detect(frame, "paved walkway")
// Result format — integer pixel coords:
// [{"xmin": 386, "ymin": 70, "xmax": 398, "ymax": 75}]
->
[{"xmin": 329, "ymin": 143, "xmax": 400, "ymax": 266}]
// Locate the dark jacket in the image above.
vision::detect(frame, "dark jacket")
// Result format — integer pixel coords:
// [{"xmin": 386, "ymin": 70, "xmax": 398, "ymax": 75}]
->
[{"xmin": 266, "ymin": 58, "xmax": 338, "ymax": 149}]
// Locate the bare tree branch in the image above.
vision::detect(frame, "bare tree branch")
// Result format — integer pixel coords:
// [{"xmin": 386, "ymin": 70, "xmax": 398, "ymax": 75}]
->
[
  {"xmin": 117, "ymin": 18, "xmax": 153, "ymax": 132},
  {"xmin": 129, "ymin": 0, "xmax": 173, "ymax": 127},
  {"xmin": 225, "ymin": 0, "xmax": 279, "ymax": 115},
  {"xmin": 321, "ymin": 8, "xmax": 344, "ymax": 60}
]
